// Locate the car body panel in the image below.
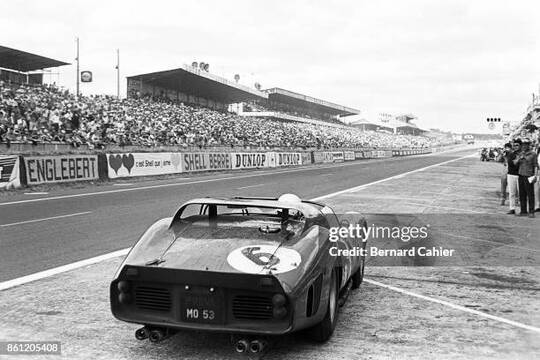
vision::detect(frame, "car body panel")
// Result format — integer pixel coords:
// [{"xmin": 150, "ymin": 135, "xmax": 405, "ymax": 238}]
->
[{"xmin": 111, "ymin": 196, "xmax": 366, "ymax": 335}]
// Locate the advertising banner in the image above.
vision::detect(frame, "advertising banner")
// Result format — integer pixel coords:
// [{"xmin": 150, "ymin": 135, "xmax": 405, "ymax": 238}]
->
[
  {"xmin": 266, "ymin": 152, "xmax": 277, "ymax": 168},
  {"xmin": 276, "ymin": 152, "xmax": 302, "ymax": 167},
  {"xmin": 0, "ymin": 155, "xmax": 21, "ymax": 189},
  {"xmin": 181, "ymin": 153, "xmax": 231, "ymax": 172},
  {"xmin": 313, "ymin": 151, "xmax": 335, "ymax": 163},
  {"xmin": 107, "ymin": 152, "xmax": 183, "ymax": 179},
  {"xmin": 301, "ymin": 152, "xmax": 313, "ymax": 165},
  {"xmin": 332, "ymin": 151, "xmax": 344, "ymax": 162},
  {"xmin": 24, "ymin": 155, "xmax": 98, "ymax": 185},
  {"xmin": 231, "ymin": 152, "xmax": 271, "ymax": 169},
  {"xmin": 355, "ymin": 151, "xmax": 366, "ymax": 159},
  {"xmin": 344, "ymin": 151, "xmax": 355, "ymax": 161}
]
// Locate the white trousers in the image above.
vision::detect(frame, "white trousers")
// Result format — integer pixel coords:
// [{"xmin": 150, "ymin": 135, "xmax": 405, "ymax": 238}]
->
[
  {"xmin": 507, "ymin": 174, "xmax": 519, "ymax": 210},
  {"xmin": 535, "ymin": 177, "xmax": 540, "ymax": 210}
]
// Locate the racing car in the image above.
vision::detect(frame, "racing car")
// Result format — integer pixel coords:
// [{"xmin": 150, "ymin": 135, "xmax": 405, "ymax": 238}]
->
[{"xmin": 110, "ymin": 194, "xmax": 367, "ymax": 353}]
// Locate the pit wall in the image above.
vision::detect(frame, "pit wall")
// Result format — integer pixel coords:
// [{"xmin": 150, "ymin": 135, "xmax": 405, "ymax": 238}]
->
[{"xmin": 0, "ymin": 148, "xmax": 434, "ymax": 189}]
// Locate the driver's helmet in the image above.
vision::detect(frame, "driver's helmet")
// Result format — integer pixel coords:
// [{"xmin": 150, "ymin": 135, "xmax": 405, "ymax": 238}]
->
[{"xmin": 278, "ymin": 193, "xmax": 302, "ymax": 204}]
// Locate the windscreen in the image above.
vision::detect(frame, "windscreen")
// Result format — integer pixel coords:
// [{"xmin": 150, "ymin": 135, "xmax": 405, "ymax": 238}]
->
[{"xmin": 173, "ymin": 203, "xmax": 306, "ymax": 238}]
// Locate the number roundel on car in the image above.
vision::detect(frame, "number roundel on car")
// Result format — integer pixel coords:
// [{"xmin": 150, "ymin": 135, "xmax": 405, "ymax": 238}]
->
[{"xmin": 227, "ymin": 245, "xmax": 301, "ymax": 274}]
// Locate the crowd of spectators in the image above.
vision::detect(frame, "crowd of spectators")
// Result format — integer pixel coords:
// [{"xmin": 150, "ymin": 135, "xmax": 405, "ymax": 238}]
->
[
  {"xmin": 499, "ymin": 113, "xmax": 539, "ymax": 217},
  {"xmin": 0, "ymin": 82, "xmax": 435, "ymax": 150}
]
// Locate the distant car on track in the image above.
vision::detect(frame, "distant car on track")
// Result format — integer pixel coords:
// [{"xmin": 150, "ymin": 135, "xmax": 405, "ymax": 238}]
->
[{"xmin": 110, "ymin": 194, "xmax": 368, "ymax": 352}]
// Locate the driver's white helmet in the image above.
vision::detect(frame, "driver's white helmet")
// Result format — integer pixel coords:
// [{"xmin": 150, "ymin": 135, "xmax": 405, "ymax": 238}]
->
[{"xmin": 278, "ymin": 193, "xmax": 302, "ymax": 204}]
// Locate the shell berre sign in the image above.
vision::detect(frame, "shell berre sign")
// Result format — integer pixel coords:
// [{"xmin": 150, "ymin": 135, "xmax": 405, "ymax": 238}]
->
[{"xmin": 24, "ymin": 155, "xmax": 99, "ymax": 184}]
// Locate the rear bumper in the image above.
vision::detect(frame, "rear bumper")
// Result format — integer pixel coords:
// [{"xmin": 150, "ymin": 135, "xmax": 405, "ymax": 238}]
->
[{"xmin": 111, "ymin": 265, "xmax": 293, "ymax": 335}]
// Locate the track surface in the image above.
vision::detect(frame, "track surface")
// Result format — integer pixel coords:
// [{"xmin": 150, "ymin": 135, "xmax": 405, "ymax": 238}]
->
[{"xmin": 0, "ymin": 151, "xmax": 472, "ymax": 281}]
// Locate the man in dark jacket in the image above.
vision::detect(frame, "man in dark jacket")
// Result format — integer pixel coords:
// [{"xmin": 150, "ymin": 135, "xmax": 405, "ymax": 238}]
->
[{"xmin": 514, "ymin": 139, "xmax": 538, "ymax": 217}]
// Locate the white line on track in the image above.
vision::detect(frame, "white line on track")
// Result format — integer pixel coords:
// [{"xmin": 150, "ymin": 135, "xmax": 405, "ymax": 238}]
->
[
  {"xmin": 24, "ymin": 192, "xmax": 49, "ymax": 195},
  {"xmin": 0, "ymin": 148, "xmax": 471, "ymax": 207},
  {"xmin": 236, "ymin": 183, "xmax": 266, "ymax": 189},
  {"xmin": 0, "ymin": 249, "xmax": 129, "ymax": 291},
  {"xmin": 311, "ymin": 153, "xmax": 475, "ymax": 201},
  {"xmin": 364, "ymin": 278, "xmax": 540, "ymax": 334},
  {"xmin": 0, "ymin": 161, "xmax": 376, "ymax": 207},
  {"xmin": 0, "ymin": 153, "xmax": 473, "ymax": 291},
  {"xmin": 0, "ymin": 211, "xmax": 92, "ymax": 228}
]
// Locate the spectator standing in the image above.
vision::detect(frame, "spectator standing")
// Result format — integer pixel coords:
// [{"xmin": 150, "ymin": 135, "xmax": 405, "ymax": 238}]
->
[
  {"xmin": 513, "ymin": 139, "xmax": 538, "ymax": 217},
  {"xmin": 535, "ymin": 137, "xmax": 540, "ymax": 212},
  {"xmin": 505, "ymin": 141, "xmax": 520, "ymax": 214},
  {"xmin": 500, "ymin": 143, "xmax": 511, "ymax": 205}
]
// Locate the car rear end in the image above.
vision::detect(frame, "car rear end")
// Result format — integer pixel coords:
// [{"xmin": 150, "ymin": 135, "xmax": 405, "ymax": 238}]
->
[{"xmin": 110, "ymin": 265, "xmax": 292, "ymax": 335}]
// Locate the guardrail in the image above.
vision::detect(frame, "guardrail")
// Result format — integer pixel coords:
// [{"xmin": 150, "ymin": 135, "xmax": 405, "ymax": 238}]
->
[{"xmin": 0, "ymin": 147, "xmax": 443, "ymax": 189}]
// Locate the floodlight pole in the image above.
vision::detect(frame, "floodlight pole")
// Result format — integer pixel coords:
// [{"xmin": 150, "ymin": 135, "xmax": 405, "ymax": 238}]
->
[
  {"xmin": 76, "ymin": 37, "xmax": 80, "ymax": 97},
  {"xmin": 116, "ymin": 48, "xmax": 120, "ymax": 98}
]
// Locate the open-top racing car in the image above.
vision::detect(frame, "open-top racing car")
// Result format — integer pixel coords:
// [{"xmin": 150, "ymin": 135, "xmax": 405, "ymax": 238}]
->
[{"xmin": 110, "ymin": 194, "xmax": 367, "ymax": 353}]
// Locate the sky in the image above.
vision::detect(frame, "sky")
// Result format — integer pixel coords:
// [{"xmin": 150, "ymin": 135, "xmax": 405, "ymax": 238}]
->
[{"xmin": 1, "ymin": 0, "xmax": 539, "ymax": 133}]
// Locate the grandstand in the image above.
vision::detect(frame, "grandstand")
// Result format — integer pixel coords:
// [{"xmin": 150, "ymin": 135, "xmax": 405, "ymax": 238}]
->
[
  {"xmin": 393, "ymin": 114, "xmax": 426, "ymax": 136},
  {"xmin": 127, "ymin": 65, "xmax": 360, "ymax": 129},
  {"xmin": 350, "ymin": 113, "xmax": 426, "ymax": 135},
  {"xmin": 0, "ymin": 45, "xmax": 69, "ymax": 85},
  {"xmin": 515, "ymin": 94, "xmax": 540, "ymax": 139},
  {"xmin": 238, "ymin": 87, "xmax": 360, "ymax": 128},
  {"xmin": 126, "ymin": 64, "xmax": 267, "ymax": 111},
  {"xmin": 1, "ymin": 59, "xmax": 437, "ymax": 152},
  {"xmin": 350, "ymin": 118, "xmax": 393, "ymax": 132}
]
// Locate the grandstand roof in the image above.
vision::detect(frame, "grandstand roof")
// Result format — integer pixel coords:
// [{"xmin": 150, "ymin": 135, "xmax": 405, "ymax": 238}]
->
[
  {"xmin": 264, "ymin": 87, "xmax": 360, "ymax": 117},
  {"xmin": 127, "ymin": 65, "xmax": 268, "ymax": 103},
  {"xmin": 0, "ymin": 45, "xmax": 70, "ymax": 72}
]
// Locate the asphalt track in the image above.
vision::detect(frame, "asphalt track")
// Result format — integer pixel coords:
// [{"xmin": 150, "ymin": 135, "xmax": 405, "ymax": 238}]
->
[{"xmin": 0, "ymin": 150, "xmax": 473, "ymax": 282}]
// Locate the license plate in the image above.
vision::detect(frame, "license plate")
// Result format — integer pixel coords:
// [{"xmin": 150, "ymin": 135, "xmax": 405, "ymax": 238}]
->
[{"xmin": 181, "ymin": 294, "xmax": 223, "ymax": 324}]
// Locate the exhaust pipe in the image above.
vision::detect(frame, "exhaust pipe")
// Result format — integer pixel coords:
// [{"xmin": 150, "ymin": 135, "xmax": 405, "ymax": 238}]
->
[
  {"xmin": 249, "ymin": 339, "xmax": 267, "ymax": 353},
  {"xmin": 235, "ymin": 339, "xmax": 249, "ymax": 353},
  {"xmin": 135, "ymin": 327, "xmax": 149, "ymax": 340},
  {"xmin": 148, "ymin": 329, "xmax": 165, "ymax": 343}
]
